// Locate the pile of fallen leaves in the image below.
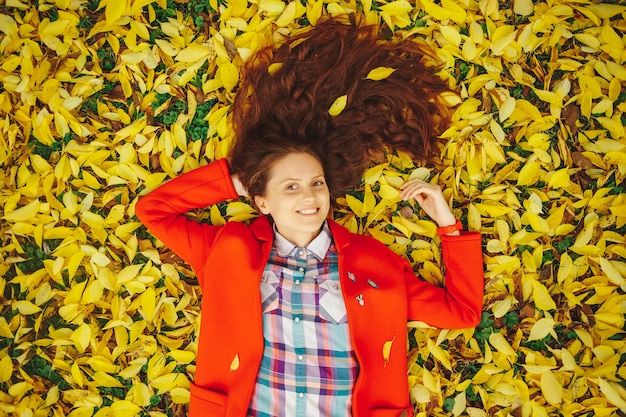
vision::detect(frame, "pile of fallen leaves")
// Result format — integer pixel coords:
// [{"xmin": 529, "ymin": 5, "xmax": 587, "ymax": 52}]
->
[{"xmin": 1, "ymin": 0, "xmax": 625, "ymax": 416}]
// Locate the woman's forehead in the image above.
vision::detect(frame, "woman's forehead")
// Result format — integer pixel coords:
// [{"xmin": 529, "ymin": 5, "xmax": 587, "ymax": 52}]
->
[{"xmin": 269, "ymin": 153, "xmax": 325, "ymax": 180}]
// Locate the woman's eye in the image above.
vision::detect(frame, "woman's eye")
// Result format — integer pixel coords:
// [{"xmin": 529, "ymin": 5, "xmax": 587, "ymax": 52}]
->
[
  {"xmin": 313, "ymin": 180, "xmax": 325, "ymax": 187},
  {"xmin": 286, "ymin": 184, "xmax": 298, "ymax": 191}
]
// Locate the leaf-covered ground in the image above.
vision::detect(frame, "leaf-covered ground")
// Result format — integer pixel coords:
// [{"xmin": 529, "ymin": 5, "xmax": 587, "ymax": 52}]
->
[{"xmin": 1, "ymin": 0, "xmax": 625, "ymax": 416}]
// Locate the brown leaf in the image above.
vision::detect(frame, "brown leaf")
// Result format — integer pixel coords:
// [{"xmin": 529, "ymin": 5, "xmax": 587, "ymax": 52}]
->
[
  {"xmin": 571, "ymin": 151, "xmax": 593, "ymax": 169},
  {"xmin": 519, "ymin": 303, "xmax": 536, "ymax": 320},
  {"xmin": 564, "ymin": 103, "xmax": 580, "ymax": 136}
]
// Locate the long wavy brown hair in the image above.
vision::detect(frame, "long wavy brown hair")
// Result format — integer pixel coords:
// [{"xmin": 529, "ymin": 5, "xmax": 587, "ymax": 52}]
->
[{"xmin": 229, "ymin": 14, "xmax": 452, "ymax": 202}]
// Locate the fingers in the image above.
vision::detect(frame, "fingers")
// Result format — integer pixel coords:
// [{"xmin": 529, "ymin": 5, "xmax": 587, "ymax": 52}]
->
[
  {"xmin": 231, "ymin": 175, "xmax": 249, "ymax": 198},
  {"xmin": 399, "ymin": 179, "xmax": 442, "ymax": 200}
]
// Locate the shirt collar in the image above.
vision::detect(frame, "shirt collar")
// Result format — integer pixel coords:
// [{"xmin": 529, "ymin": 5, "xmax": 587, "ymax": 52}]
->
[{"xmin": 273, "ymin": 221, "xmax": 333, "ymax": 261}]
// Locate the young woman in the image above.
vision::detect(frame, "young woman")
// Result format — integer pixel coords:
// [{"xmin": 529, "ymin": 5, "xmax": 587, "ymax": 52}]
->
[{"xmin": 136, "ymin": 15, "xmax": 484, "ymax": 417}]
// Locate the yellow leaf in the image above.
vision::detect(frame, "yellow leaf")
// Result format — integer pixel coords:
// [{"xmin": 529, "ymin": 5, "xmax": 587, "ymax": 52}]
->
[
  {"xmin": 364, "ymin": 163, "xmax": 388, "ymax": 184},
  {"xmin": 528, "ymin": 317, "xmax": 556, "ymax": 341},
  {"xmin": 110, "ymin": 400, "xmax": 142, "ymax": 417},
  {"xmin": 105, "ymin": 0, "xmax": 127, "ymax": 25},
  {"xmin": 230, "ymin": 353, "xmax": 240, "ymax": 371},
  {"xmin": 155, "ymin": 39, "xmax": 181, "ymax": 56},
  {"xmin": 606, "ymin": 61, "xmax": 626, "ymax": 81},
  {"xmin": 586, "ymin": 4, "xmax": 626, "ymax": 19},
  {"xmin": 150, "ymin": 372, "xmax": 190, "ymax": 390},
  {"xmin": 513, "ymin": 0, "xmax": 534, "ymax": 16},
  {"xmin": 547, "ymin": 168, "xmax": 570, "ymax": 188},
  {"xmin": 365, "ymin": 67, "xmax": 396, "ymax": 81},
  {"xmin": 474, "ymin": 202, "xmax": 513, "ymax": 217},
  {"xmin": 9, "ymin": 381, "xmax": 34, "ymax": 397},
  {"xmin": 218, "ymin": 61, "xmax": 239, "ymax": 93},
  {"xmin": 141, "ymin": 287, "xmax": 157, "ymax": 322},
  {"xmin": 0, "ymin": 354, "xmax": 12, "ymax": 383},
  {"xmin": 421, "ymin": 0, "xmax": 451, "ymax": 20},
  {"xmin": 441, "ymin": 0, "xmax": 466, "ymax": 23},
  {"xmin": 72, "ymin": 323, "xmax": 92, "ymax": 353},
  {"xmin": 41, "ymin": 19, "xmax": 70, "ymax": 37},
  {"xmin": 368, "ymin": 228, "xmax": 396, "ymax": 245},
  {"xmin": 328, "ymin": 95, "xmax": 347, "ymax": 116},
  {"xmin": 532, "ymin": 281, "xmax": 557, "ymax": 311},
  {"xmin": 62, "ymin": 389, "xmax": 102, "ymax": 408},
  {"xmin": 540, "ymin": 370, "xmax": 563, "ymax": 406},
  {"xmin": 176, "ymin": 44, "xmax": 213, "ymax": 63},
  {"xmin": 382, "ymin": 336, "xmax": 396, "ymax": 367},
  {"xmin": 275, "ymin": 1, "xmax": 297, "ymax": 27},
  {"xmin": 71, "ymin": 361, "xmax": 84, "ymax": 387},
  {"xmin": 82, "ymin": 280, "xmax": 104, "ymax": 304},
  {"xmin": 517, "ymin": 161, "xmax": 541, "ymax": 186},
  {"xmin": 363, "ymin": 184, "xmax": 376, "ymax": 214},
  {"xmin": 488, "ymin": 332, "xmax": 517, "ymax": 356},
  {"xmin": 259, "ymin": 0, "xmax": 286, "ymax": 16},
  {"xmin": 574, "ymin": 33, "xmax": 600, "ymax": 50},
  {"xmin": 597, "ymin": 258, "xmax": 625, "ymax": 288},
  {"xmin": 13, "ymin": 300, "xmax": 42, "ymax": 315},
  {"xmin": 490, "ymin": 26, "xmax": 517, "ymax": 56},
  {"xmin": 596, "ymin": 117, "xmax": 626, "ymax": 140},
  {"xmin": 462, "ymin": 37, "xmax": 478, "ymax": 61},
  {"xmin": 3, "ymin": 200, "xmax": 40, "ymax": 222},
  {"xmin": 168, "ymin": 350, "xmax": 196, "ymax": 363},
  {"xmin": 499, "ymin": 96, "xmax": 516, "ymax": 122},
  {"xmin": 467, "ymin": 203, "xmax": 481, "ymax": 232},
  {"xmin": 379, "ymin": 184, "xmax": 399, "ymax": 200},
  {"xmin": 598, "ymin": 378, "xmax": 626, "ymax": 409},
  {"xmin": 93, "ymin": 371, "xmax": 124, "ymax": 388},
  {"xmin": 440, "ymin": 25, "xmax": 461, "ymax": 47},
  {"xmin": 170, "ymin": 387, "xmax": 191, "ymax": 404},
  {"xmin": 129, "ymin": 382, "xmax": 151, "ymax": 407},
  {"xmin": 306, "ymin": 0, "xmax": 324, "ymax": 26}
]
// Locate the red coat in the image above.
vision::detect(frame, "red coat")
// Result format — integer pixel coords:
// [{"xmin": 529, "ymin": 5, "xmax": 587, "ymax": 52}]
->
[{"xmin": 135, "ymin": 159, "xmax": 484, "ymax": 417}]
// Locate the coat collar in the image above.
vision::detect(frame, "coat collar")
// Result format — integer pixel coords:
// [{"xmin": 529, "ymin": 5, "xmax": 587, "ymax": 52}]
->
[{"xmin": 249, "ymin": 215, "xmax": 352, "ymax": 252}]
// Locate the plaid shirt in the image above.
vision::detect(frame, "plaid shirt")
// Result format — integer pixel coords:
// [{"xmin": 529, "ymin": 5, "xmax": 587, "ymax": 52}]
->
[{"xmin": 247, "ymin": 222, "xmax": 358, "ymax": 417}]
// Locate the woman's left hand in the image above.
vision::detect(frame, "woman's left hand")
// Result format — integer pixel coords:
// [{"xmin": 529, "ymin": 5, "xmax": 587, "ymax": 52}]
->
[{"xmin": 399, "ymin": 179, "xmax": 457, "ymax": 228}]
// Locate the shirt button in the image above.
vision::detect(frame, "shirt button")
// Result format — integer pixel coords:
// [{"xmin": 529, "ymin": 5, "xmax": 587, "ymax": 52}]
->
[
  {"xmin": 298, "ymin": 250, "xmax": 305, "ymax": 257},
  {"xmin": 295, "ymin": 279, "xmax": 301, "ymax": 285},
  {"xmin": 298, "ymin": 267, "xmax": 304, "ymax": 272},
  {"xmin": 294, "ymin": 316, "xmax": 300, "ymax": 322},
  {"xmin": 298, "ymin": 354, "xmax": 304, "ymax": 361},
  {"xmin": 298, "ymin": 392, "xmax": 304, "ymax": 398}
]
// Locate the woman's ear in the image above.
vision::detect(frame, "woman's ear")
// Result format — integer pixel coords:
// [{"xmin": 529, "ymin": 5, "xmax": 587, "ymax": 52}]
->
[{"xmin": 255, "ymin": 195, "xmax": 270, "ymax": 215}]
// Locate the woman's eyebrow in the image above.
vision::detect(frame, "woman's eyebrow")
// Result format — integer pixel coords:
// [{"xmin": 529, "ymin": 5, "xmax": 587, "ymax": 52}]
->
[{"xmin": 278, "ymin": 174, "xmax": 325, "ymax": 184}]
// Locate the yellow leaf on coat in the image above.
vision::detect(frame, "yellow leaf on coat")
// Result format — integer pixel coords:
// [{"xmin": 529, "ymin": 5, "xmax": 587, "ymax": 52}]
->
[
  {"xmin": 382, "ymin": 337, "xmax": 396, "ymax": 367},
  {"xmin": 230, "ymin": 353, "xmax": 240, "ymax": 371}
]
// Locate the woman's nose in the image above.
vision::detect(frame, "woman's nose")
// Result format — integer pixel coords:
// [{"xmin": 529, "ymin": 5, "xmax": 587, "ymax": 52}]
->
[{"xmin": 302, "ymin": 187, "xmax": 315, "ymax": 200}]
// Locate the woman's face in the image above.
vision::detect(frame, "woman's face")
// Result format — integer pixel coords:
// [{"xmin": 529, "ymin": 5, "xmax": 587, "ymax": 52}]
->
[{"xmin": 254, "ymin": 152, "xmax": 330, "ymax": 247}]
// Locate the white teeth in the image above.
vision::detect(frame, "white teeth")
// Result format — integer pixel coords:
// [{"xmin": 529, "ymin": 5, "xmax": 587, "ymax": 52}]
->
[{"xmin": 299, "ymin": 208, "xmax": 317, "ymax": 215}]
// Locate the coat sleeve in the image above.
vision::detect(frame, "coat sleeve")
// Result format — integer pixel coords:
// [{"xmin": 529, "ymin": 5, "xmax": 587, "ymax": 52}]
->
[
  {"xmin": 406, "ymin": 232, "xmax": 484, "ymax": 328},
  {"xmin": 135, "ymin": 158, "xmax": 239, "ymax": 271}
]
